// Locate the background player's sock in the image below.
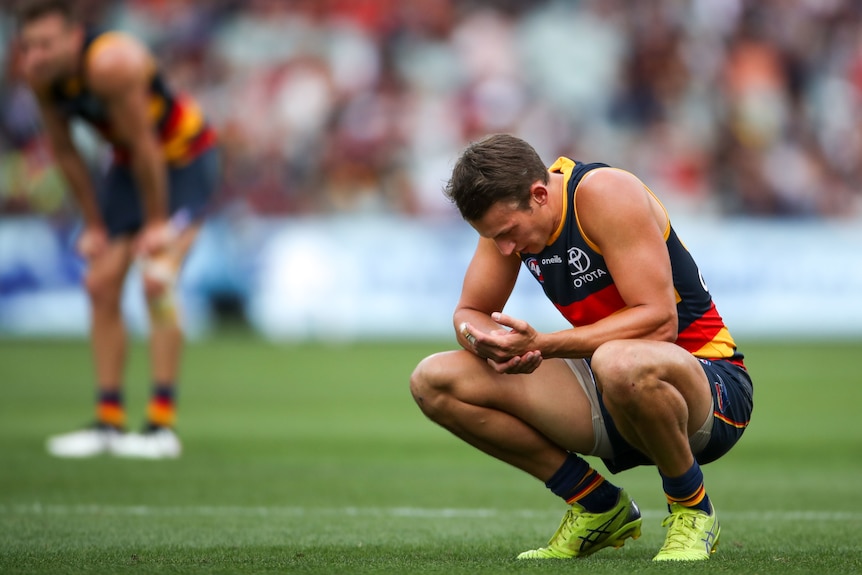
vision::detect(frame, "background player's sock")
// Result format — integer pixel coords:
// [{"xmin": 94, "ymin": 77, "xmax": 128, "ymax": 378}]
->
[
  {"xmin": 96, "ymin": 389, "xmax": 125, "ymax": 429},
  {"xmin": 146, "ymin": 382, "xmax": 176, "ymax": 429},
  {"xmin": 661, "ymin": 461, "xmax": 712, "ymax": 514},
  {"xmin": 546, "ymin": 453, "xmax": 621, "ymax": 512}
]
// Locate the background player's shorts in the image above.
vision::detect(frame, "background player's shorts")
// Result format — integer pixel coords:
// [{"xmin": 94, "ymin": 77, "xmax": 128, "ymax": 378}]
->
[
  {"xmin": 595, "ymin": 358, "xmax": 754, "ymax": 474},
  {"xmin": 98, "ymin": 147, "xmax": 220, "ymax": 237}
]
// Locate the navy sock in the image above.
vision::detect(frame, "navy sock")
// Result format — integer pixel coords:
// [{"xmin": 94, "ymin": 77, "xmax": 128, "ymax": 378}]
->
[
  {"xmin": 660, "ymin": 461, "xmax": 712, "ymax": 514},
  {"xmin": 545, "ymin": 453, "xmax": 620, "ymax": 513}
]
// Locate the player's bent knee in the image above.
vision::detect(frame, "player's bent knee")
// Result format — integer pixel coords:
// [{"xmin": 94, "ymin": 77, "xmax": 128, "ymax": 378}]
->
[
  {"xmin": 142, "ymin": 258, "xmax": 176, "ymax": 300},
  {"xmin": 410, "ymin": 354, "xmax": 444, "ymax": 407},
  {"xmin": 591, "ymin": 340, "xmax": 655, "ymax": 405},
  {"xmin": 410, "ymin": 351, "xmax": 464, "ymax": 418},
  {"xmin": 591, "ymin": 341, "xmax": 633, "ymax": 382},
  {"xmin": 141, "ymin": 257, "xmax": 181, "ymax": 326}
]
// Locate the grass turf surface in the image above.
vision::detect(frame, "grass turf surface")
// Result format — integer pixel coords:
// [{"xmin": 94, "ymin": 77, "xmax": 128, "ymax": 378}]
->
[{"xmin": 1, "ymin": 335, "xmax": 861, "ymax": 574}]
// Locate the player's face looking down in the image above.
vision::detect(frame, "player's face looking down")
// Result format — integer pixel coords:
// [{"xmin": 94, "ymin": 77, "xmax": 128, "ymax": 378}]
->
[
  {"xmin": 470, "ymin": 182, "xmax": 558, "ymax": 256},
  {"xmin": 19, "ymin": 13, "xmax": 83, "ymax": 85}
]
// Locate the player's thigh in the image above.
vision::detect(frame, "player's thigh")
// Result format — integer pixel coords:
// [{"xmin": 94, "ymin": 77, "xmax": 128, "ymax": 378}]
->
[
  {"xmin": 592, "ymin": 339, "xmax": 713, "ymax": 436},
  {"xmin": 99, "ymin": 147, "xmax": 220, "ymax": 238},
  {"xmin": 160, "ymin": 148, "xmax": 220, "ymax": 265},
  {"xmin": 167, "ymin": 146, "xmax": 220, "ymax": 223},
  {"xmin": 165, "ymin": 223, "xmax": 201, "ymax": 269},
  {"xmin": 504, "ymin": 357, "xmax": 597, "ymax": 454},
  {"xmin": 414, "ymin": 350, "xmax": 596, "ymax": 453},
  {"xmin": 99, "ymin": 165, "xmax": 144, "ymax": 237},
  {"xmin": 141, "ymin": 148, "xmax": 219, "ymax": 289}
]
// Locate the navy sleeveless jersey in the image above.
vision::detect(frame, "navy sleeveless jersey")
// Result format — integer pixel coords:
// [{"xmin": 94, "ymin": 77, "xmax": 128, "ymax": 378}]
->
[
  {"xmin": 46, "ymin": 30, "xmax": 215, "ymax": 165},
  {"xmin": 520, "ymin": 157, "xmax": 743, "ymax": 364}
]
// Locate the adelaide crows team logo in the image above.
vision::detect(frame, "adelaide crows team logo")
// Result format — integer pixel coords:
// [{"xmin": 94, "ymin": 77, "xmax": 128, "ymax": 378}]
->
[{"xmin": 525, "ymin": 257, "xmax": 544, "ymax": 283}]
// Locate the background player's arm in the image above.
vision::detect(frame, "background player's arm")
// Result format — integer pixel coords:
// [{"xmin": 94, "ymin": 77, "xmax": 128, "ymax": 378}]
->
[
  {"xmin": 453, "ymin": 237, "xmax": 521, "ymax": 352},
  {"xmin": 34, "ymin": 90, "xmax": 108, "ymax": 258},
  {"xmin": 536, "ymin": 168, "xmax": 678, "ymax": 358},
  {"xmin": 86, "ymin": 36, "xmax": 168, "ymax": 235},
  {"xmin": 34, "ymin": 91, "xmax": 102, "ymax": 228}
]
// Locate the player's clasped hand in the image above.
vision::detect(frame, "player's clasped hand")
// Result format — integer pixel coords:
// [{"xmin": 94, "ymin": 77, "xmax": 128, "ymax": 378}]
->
[
  {"xmin": 487, "ymin": 349, "xmax": 543, "ymax": 374},
  {"xmin": 462, "ymin": 312, "xmax": 543, "ymax": 374}
]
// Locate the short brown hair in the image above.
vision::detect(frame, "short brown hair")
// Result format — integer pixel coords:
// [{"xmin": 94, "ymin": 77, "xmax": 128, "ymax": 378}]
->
[
  {"xmin": 445, "ymin": 134, "xmax": 549, "ymax": 222},
  {"xmin": 15, "ymin": 0, "xmax": 78, "ymax": 27}
]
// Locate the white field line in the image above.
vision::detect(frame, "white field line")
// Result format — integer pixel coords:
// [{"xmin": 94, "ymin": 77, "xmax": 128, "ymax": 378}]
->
[{"xmin": 1, "ymin": 504, "xmax": 860, "ymax": 522}]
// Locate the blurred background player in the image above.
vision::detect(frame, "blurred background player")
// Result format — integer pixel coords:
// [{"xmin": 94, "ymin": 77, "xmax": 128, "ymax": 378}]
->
[{"xmin": 16, "ymin": 0, "xmax": 219, "ymax": 458}]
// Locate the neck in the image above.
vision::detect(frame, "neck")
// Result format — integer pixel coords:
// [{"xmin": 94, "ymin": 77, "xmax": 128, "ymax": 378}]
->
[
  {"xmin": 59, "ymin": 28, "xmax": 86, "ymax": 80},
  {"xmin": 547, "ymin": 172, "xmax": 565, "ymax": 238}
]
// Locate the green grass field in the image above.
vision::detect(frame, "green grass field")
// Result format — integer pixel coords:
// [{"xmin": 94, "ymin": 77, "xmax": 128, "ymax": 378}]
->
[{"xmin": 1, "ymin": 335, "xmax": 861, "ymax": 574}]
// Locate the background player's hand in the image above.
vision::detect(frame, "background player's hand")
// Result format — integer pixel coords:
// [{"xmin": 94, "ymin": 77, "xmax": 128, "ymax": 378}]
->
[
  {"xmin": 135, "ymin": 219, "xmax": 175, "ymax": 257},
  {"xmin": 76, "ymin": 225, "xmax": 109, "ymax": 260}
]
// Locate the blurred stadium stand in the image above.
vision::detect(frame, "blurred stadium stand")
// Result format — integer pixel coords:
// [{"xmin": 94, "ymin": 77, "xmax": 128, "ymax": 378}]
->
[{"xmin": 1, "ymin": 0, "xmax": 861, "ymax": 339}]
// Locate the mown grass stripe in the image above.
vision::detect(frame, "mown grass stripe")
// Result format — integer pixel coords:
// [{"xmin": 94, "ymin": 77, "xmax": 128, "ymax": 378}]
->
[{"xmin": 3, "ymin": 503, "xmax": 860, "ymax": 522}]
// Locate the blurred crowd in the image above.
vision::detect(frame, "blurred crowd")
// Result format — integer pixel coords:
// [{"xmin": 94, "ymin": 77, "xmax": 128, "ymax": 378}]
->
[{"xmin": 2, "ymin": 0, "xmax": 862, "ymax": 223}]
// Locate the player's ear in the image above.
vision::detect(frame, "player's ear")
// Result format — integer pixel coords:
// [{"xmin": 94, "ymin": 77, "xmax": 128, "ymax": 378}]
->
[{"xmin": 529, "ymin": 181, "xmax": 549, "ymax": 206}]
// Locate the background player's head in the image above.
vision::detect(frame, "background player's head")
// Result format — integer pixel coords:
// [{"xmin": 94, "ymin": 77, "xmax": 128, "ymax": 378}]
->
[
  {"xmin": 16, "ymin": 0, "xmax": 84, "ymax": 85},
  {"xmin": 445, "ymin": 133, "xmax": 549, "ymax": 223}
]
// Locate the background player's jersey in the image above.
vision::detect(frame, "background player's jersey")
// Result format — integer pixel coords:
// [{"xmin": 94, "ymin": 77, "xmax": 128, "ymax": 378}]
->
[
  {"xmin": 520, "ymin": 157, "xmax": 744, "ymax": 365},
  {"xmin": 46, "ymin": 30, "xmax": 215, "ymax": 166}
]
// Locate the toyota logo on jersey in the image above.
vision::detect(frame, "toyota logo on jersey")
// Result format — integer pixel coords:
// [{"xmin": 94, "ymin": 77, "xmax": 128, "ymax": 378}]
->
[{"xmin": 568, "ymin": 247, "xmax": 591, "ymax": 275}]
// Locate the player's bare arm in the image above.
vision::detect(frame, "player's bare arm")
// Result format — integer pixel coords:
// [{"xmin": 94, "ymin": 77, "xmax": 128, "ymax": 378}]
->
[
  {"xmin": 454, "ymin": 237, "xmax": 544, "ymax": 373},
  {"xmin": 472, "ymin": 168, "xmax": 678, "ymax": 362},
  {"xmin": 86, "ymin": 35, "xmax": 170, "ymax": 255},
  {"xmin": 537, "ymin": 168, "xmax": 678, "ymax": 357},
  {"xmin": 33, "ymin": 89, "xmax": 108, "ymax": 258},
  {"xmin": 454, "ymin": 236, "xmax": 519, "ymax": 346}
]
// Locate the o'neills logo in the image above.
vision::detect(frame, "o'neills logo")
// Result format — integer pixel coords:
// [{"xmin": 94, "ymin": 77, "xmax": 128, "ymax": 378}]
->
[
  {"xmin": 568, "ymin": 247, "xmax": 607, "ymax": 287},
  {"xmin": 541, "ymin": 255, "xmax": 563, "ymax": 265},
  {"xmin": 525, "ymin": 257, "xmax": 544, "ymax": 283}
]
